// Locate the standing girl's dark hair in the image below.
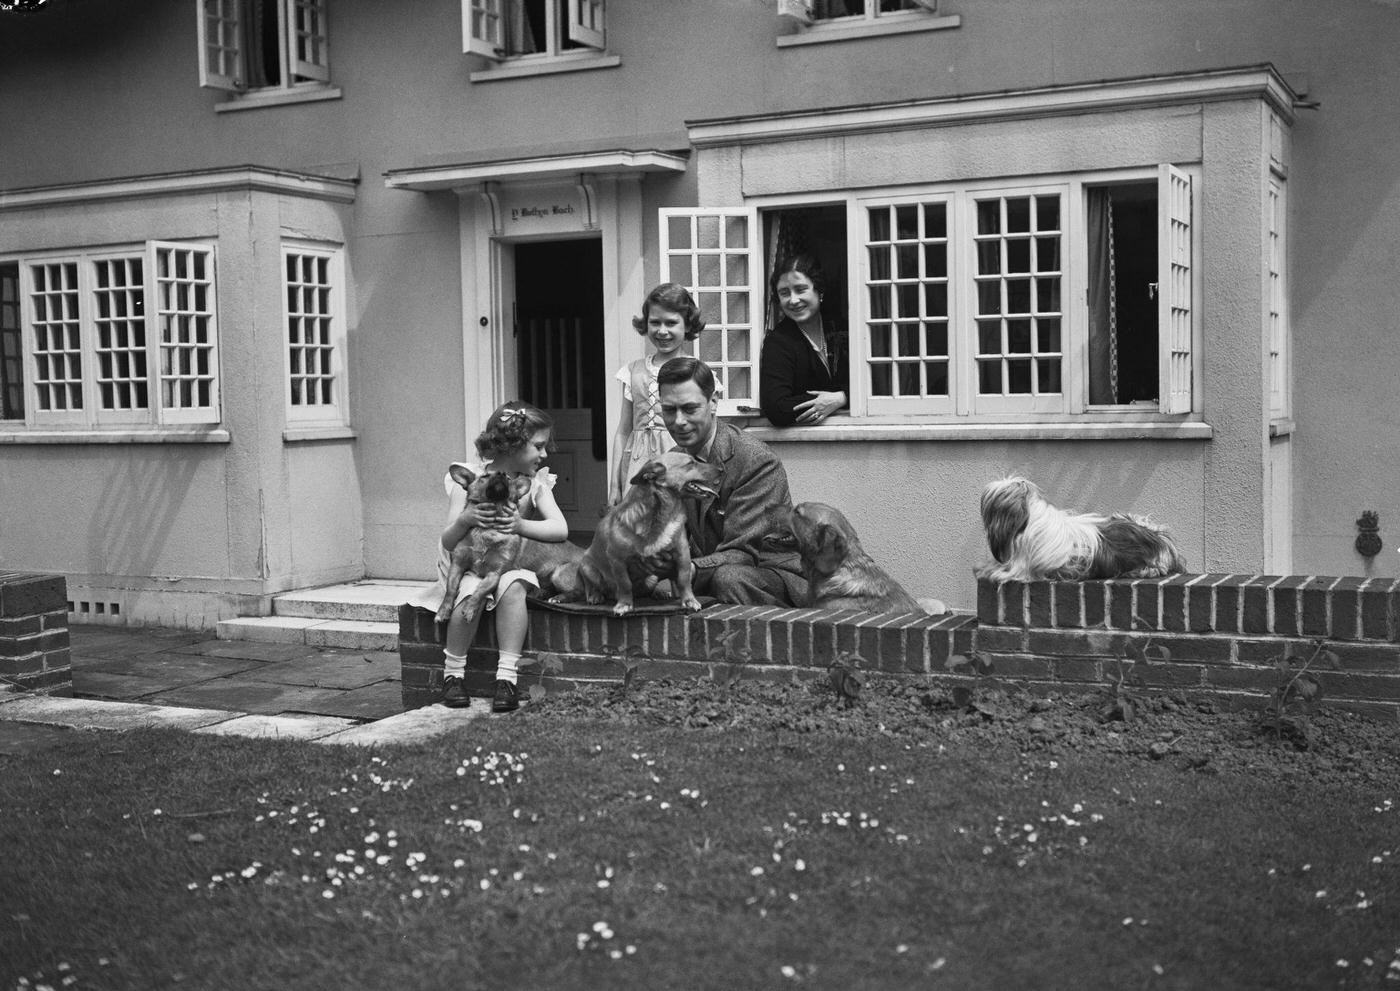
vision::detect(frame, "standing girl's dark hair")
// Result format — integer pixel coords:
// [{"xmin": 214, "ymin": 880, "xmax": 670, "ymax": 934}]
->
[
  {"xmin": 631, "ymin": 282, "xmax": 706, "ymax": 340},
  {"xmin": 474, "ymin": 400, "xmax": 554, "ymax": 461}
]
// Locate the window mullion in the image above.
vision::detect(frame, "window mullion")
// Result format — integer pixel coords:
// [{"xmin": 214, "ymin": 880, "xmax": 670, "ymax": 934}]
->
[
  {"xmin": 953, "ymin": 192, "xmax": 973, "ymax": 416},
  {"xmin": 844, "ymin": 197, "xmax": 867, "ymax": 417},
  {"xmin": 1065, "ymin": 179, "xmax": 1087, "ymax": 415}
]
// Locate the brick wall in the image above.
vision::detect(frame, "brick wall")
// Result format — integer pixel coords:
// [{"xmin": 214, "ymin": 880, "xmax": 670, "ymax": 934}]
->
[
  {"xmin": 399, "ymin": 574, "xmax": 1400, "ymax": 722},
  {"xmin": 399, "ymin": 602, "xmax": 977, "ymax": 710},
  {"xmin": 0, "ymin": 572, "xmax": 73, "ymax": 697},
  {"xmin": 975, "ymin": 575, "xmax": 1400, "ymax": 721}
]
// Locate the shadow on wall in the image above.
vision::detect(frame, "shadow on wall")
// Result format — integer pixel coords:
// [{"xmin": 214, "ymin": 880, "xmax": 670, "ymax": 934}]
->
[{"xmin": 85, "ymin": 448, "xmax": 216, "ymax": 580}]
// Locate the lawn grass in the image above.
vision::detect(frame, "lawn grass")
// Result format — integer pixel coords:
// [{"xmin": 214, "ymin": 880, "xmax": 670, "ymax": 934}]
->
[{"xmin": 2, "ymin": 708, "xmax": 1398, "ymax": 991}]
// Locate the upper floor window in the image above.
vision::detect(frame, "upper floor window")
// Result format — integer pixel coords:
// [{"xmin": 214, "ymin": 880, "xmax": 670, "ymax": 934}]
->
[
  {"xmin": 806, "ymin": 0, "xmax": 937, "ymax": 21},
  {"xmin": 464, "ymin": 0, "xmax": 606, "ymax": 62},
  {"xmin": 0, "ymin": 243, "xmax": 221, "ymax": 430},
  {"xmin": 283, "ymin": 242, "xmax": 348, "ymax": 426},
  {"xmin": 198, "ymin": 0, "xmax": 330, "ymax": 95},
  {"xmin": 661, "ymin": 164, "xmax": 1197, "ymax": 422},
  {"xmin": 776, "ymin": 0, "xmax": 955, "ymax": 45}
]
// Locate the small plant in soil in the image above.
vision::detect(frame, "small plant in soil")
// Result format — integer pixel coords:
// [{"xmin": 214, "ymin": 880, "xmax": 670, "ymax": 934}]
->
[
  {"xmin": 827, "ymin": 651, "xmax": 866, "ymax": 708},
  {"xmin": 602, "ymin": 643, "xmax": 650, "ymax": 696},
  {"xmin": 944, "ymin": 650, "xmax": 1006, "ymax": 719},
  {"xmin": 707, "ymin": 628, "xmax": 752, "ymax": 691},
  {"xmin": 1255, "ymin": 637, "xmax": 1340, "ymax": 749},
  {"xmin": 1090, "ymin": 618, "xmax": 1170, "ymax": 725},
  {"xmin": 527, "ymin": 653, "xmax": 567, "ymax": 703}
]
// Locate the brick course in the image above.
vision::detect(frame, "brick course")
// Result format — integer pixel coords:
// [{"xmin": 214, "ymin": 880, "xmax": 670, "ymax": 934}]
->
[
  {"xmin": 0, "ymin": 573, "xmax": 72, "ymax": 698},
  {"xmin": 398, "ymin": 573, "xmax": 1400, "ymax": 720}
]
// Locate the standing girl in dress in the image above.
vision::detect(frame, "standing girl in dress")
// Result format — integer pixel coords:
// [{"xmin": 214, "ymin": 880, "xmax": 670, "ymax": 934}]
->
[
  {"xmin": 411, "ymin": 400, "xmax": 568, "ymax": 712},
  {"xmin": 608, "ymin": 283, "xmax": 706, "ymax": 503}
]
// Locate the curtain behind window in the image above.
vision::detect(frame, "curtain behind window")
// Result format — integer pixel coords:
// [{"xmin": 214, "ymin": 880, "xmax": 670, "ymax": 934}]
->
[{"xmin": 1086, "ymin": 189, "xmax": 1116, "ymax": 404}]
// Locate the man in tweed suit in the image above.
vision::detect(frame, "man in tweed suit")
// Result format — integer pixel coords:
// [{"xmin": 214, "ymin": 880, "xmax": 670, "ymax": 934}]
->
[{"xmin": 656, "ymin": 356, "xmax": 807, "ymax": 607}]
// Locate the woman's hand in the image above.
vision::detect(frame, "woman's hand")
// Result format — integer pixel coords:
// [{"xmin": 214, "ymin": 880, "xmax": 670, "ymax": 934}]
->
[{"xmin": 794, "ymin": 390, "xmax": 846, "ymax": 424}]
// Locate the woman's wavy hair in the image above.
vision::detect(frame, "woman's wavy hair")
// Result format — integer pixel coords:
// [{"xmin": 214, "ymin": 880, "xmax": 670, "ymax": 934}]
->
[
  {"xmin": 769, "ymin": 253, "xmax": 828, "ymax": 302},
  {"xmin": 474, "ymin": 400, "xmax": 554, "ymax": 460},
  {"xmin": 632, "ymin": 282, "xmax": 706, "ymax": 341}
]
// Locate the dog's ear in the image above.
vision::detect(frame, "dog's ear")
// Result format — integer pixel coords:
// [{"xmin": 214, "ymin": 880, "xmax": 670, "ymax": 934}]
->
[
  {"xmin": 448, "ymin": 464, "xmax": 478, "ymax": 490},
  {"xmin": 981, "ymin": 481, "xmax": 1030, "ymax": 563},
  {"xmin": 630, "ymin": 461, "xmax": 665, "ymax": 486},
  {"xmin": 812, "ymin": 522, "xmax": 848, "ymax": 574}
]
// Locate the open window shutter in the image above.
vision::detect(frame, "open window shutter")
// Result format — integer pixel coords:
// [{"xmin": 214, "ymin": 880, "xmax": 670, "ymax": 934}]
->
[
  {"xmin": 463, "ymin": 0, "xmax": 506, "ymax": 58},
  {"xmin": 566, "ymin": 0, "xmax": 605, "ymax": 49},
  {"xmin": 909, "ymin": 0, "xmax": 939, "ymax": 11},
  {"xmin": 776, "ymin": 0, "xmax": 812, "ymax": 23},
  {"xmin": 1157, "ymin": 164, "xmax": 1193, "ymax": 414},
  {"xmin": 197, "ymin": 0, "xmax": 243, "ymax": 92},
  {"xmin": 659, "ymin": 209, "xmax": 759, "ymax": 415},
  {"xmin": 287, "ymin": 0, "xmax": 331, "ymax": 83}
]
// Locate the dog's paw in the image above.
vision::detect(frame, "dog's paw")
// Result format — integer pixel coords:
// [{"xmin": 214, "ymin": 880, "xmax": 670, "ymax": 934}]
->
[
  {"xmin": 612, "ymin": 601, "xmax": 633, "ymax": 617},
  {"xmin": 680, "ymin": 594, "xmax": 702, "ymax": 612},
  {"xmin": 435, "ymin": 605, "xmax": 453, "ymax": 625}
]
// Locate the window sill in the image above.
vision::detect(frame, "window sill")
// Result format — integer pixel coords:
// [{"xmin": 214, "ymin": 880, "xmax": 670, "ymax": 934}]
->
[
  {"xmin": 470, "ymin": 52, "xmax": 621, "ymax": 83},
  {"xmin": 728, "ymin": 417, "xmax": 1214, "ymax": 443},
  {"xmin": 214, "ymin": 85, "xmax": 343, "ymax": 113},
  {"xmin": 283, "ymin": 425, "xmax": 357, "ymax": 443},
  {"xmin": 776, "ymin": 12, "xmax": 961, "ymax": 47},
  {"xmin": 0, "ymin": 428, "xmax": 231, "ymax": 445}
]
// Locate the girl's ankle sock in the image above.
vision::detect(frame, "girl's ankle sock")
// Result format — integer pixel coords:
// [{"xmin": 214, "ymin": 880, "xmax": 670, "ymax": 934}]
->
[
  {"xmin": 443, "ymin": 651, "xmax": 467, "ymax": 679},
  {"xmin": 495, "ymin": 650, "xmax": 521, "ymax": 685}
]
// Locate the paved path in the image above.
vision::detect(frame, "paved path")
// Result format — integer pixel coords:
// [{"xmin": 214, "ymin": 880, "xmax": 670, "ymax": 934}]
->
[{"xmin": 0, "ymin": 624, "xmax": 483, "ymax": 755}]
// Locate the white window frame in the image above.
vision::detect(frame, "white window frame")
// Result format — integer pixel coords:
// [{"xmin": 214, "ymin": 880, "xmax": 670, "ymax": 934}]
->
[
  {"xmin": 0, "ymin": 242, "xmax": 222, "ymax": 431},
  {"xmin": 463, "ymin": 0, "xmax": 606, "ymax": 61},
  {"xmin": 198, "ymin": 0, "xmax": 331, "ymax": 95},
  {"xmin": 658, "ymin": 208, "xmax": 760, "ymax": 417},
  {"xmin": 282, "ymin": 241, "xmax": 348, "ymax": 426},
  {"xmin": 668, "ymin": 164, "xmax": 1202, "ymax": 426}
]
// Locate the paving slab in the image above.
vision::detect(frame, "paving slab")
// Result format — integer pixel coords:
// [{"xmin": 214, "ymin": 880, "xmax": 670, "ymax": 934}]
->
[
  {"xmin": 241, "ymin": 650, "xmax": 400, "ymax": 690},
  {"xmin": 166, "ymin": 639, "xmax": 326, "ymax": 663},
  {"xmin": 72, "ymin": 650, "xmax": 268, "ymax": 680},
  {"xmin": 0, "ymin": 720, "xmax": 83, "ymax": 756},
  {"xmin": 141, "ymin": 680, "xmax": 354, "ymax": 716},
  {"xmin": 281, "ymin": 680, "xmax": 404, "ymax": 721},
  {"xmin": 316, "ymin": 702, "xmax": 486, "ymax": 747},
  {"xmin": 69, "ymin": 626, "xmax": 207, "ymax": 657},
  {"xmin": 0, "ymin": 696, "xmax": 235, "ymax": 732},
  {"xmin": 73, "ymin": 670, "xmax": 195, "ymax": 701},
  {"xmin": 194, "ymin": 712, "xmax": 362, "ymax": 741}
]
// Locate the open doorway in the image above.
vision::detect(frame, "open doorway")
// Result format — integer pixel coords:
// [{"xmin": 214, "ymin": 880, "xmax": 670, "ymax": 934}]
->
[{"xmin": 512, "ymin": 238, "xmax": 608, "ymax": 538}]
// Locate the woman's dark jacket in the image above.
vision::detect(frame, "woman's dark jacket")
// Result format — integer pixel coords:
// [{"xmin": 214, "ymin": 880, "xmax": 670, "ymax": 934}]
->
[{"xmin": 758, "ymin": 316, "xmax": 850, "ymax": 427}]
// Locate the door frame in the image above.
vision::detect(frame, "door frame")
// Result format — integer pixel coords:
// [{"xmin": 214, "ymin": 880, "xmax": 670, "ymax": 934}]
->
[{"xmin": 458, "ymin": 174, "xmax": 645, "ymax": 476}]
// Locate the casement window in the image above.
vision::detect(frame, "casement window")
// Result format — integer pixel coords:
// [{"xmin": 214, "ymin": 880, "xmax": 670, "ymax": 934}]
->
[
  {"xmin": 198, "ymin": 0, "xmax": 330, "ymax": 94},
  {"xmin": 662, "ymin": 164, "xmax": 1198, "ymax": 422},
  {"xmin": 282, "ymin": 242, "xmax": 347, "ymax": 425},
  {"xmin": 0, "ymin": 243, "xmax": 221, "ymax": 429},
  {"xmin": 464, "ymin": 0, "xmax": 605, "ymax": 60},
  {"xmin": 781, "ymin": 0, "xmax": 938, "ymax": 22}
]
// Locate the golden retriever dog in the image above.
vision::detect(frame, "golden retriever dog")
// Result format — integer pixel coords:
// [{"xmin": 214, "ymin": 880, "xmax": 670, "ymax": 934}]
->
[
  {"xmin": 436, "ymin": 466, "xmax": 532, "ymax": 624},
  {"xmin": 767, "ymin": 502, "xmax": 942, "ymax": 614},
  {"xmin": 571, "ymin": 451, "xmax": 721, "ymax": 616}
]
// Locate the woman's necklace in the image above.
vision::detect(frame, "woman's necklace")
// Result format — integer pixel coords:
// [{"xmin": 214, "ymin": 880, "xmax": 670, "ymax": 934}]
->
[{"xmin": 802, "ymin": 317, "xmax": 828, "ymax": 367}]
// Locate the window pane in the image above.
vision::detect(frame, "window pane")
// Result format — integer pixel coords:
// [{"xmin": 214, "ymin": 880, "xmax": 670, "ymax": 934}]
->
[
  {"xmin": 1005, "ymin": 197, "xmax": 1030, "ymax": 233},
  {"xmin": 727, "ymin": 328, "xmax": 749, "ymax": 362},
  {"xmin": 1006, "ymin": 319, "xmax": 1032, "ymax": 354},
  {"xmin": 978, "ymin": 359, "xmax": 1000, "ymax": 394},
  {"xmin": 868, "ymin": 207, "xmax": 890, "ymax": 243},
  {"xmin": 1006, "ymin": 238, "xmax": 1030, "ymax": 274},
  {"xmin": 696, "ymin": 255, "xmax": 721, "ymax": 287},
  {"xmin": 725, "ymin": 254, "xmax": 748, "ymax": 288},
  {"xmin": 977, "ymin": 281, "xmax": 1001, "ymax": 315},
  {"xmin": 696, "ymin": 216, "xmax": 721, "ymax": 251},
  {"xmin": 698, "ymin": 291, "xmax": 721, "ymax": 320},
  {"xmin": 667, "ymin": 216, "xmax": 693, "ymax": 250},
  {"xmin": 977, "ymin": 321, "xmax": 1001, "ymax": 355},
  {"xmin": 976, "ymin": 241, "xmax": 1000, "ymax": 276},
  {"xmin": 727, "ymin": 368, "xmax": 750, "ymax": 399},
  {"xmin": 924, "ymin": 284, "xmax": 946, "ymax": 318},
  {"xmin": 1007, "ymin": 359, "xmax": 1032, "ymax": 393},
  {"xmin": 699, "ymin": 333, "xmax": 721, "ymax": 363},
  {"xmin": 1037, "ymin": 359, "xmax": 1062, "ymax": 394},
  {"xmin": 1036, "ymin": 237, "xmax": 1060, "ymax": 273},
  {"xmin": 896, "ymin": 244, "xmax": 919, "ymax": 280},
  {"xmin": 870, "ymin": 325, "xmax": 891, "ymax": 358},
  {"xmin": 1036, "ymin": 195, "xmax": 1060, "ymax": 232},
  {"xmin": 665, "ymin": 253, "xmax": 691, "ymax": 286},
  {"xmin": 1035, "ymin": 278, "xmax": 1060, "ymax": 313},
  {"xmin": 924, "ymin": 203, "xmax": 947, "ymax": 239},
  {"xmin": 896, "ymin": 284, "xmax": 919, "ymax": 318},
  {"xmin": 1038, "ymin": 318, "xmax": 1061, "ymax": 353},
  {"xmin": 896, "ymin": 323, "xmax": 919, "ymax": 356},
  {"xmin": 869, "ymin": 285, "xmax": 891, "ymax": 320},
  {"xmin": 924, "ymin": 323, "xmax": 947, "ymax": 356},
  {"xmin": 869, "ymin": 245, "xmax": 891, "ymax": 282},
  {"xmin": 976, "ymin": 200, "xmax": 1000, "ymax": 235},
  {"xmin": 726, "ymin": 292, "xmax": 749, "ymax": 325},
  {"xmin": 724, "ymin": 215, "xmax": 748, "ymax": 250},
  {"xmin": 895, "ymin": 205, "xmax": 918, "ymax": 240},
  {"xmin": 1006, "ymin": 279, "xmax": 1031, "ymax": 314},
  {"xmin": 924, "ymin": 242, "xmax": 946, "ymax": 278},
  {"xmin": 871, "ymin": 363, "xmax": 892, "ymax": 396},
  {"xmin": 925, "ymin": 361, "xmax": 949, "ymax": 396}
]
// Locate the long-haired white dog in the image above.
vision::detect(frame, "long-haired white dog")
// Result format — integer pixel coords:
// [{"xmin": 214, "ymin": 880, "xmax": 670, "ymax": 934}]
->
[{"xmin": 978, "ymin": 477, "xmax": 1185, "ymax": 582}]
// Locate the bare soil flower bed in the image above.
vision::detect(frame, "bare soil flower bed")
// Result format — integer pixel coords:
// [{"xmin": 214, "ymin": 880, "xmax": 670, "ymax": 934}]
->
[{"xmin": 525, "ymin": 673, "xmax": 1400, "ymax": 787}]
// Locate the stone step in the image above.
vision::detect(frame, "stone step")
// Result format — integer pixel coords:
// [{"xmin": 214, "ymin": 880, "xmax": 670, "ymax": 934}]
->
[
  {"xmin": 216, "ymin": 615, "xmax": 400, "ymax": 651},
  {"xmin": 272, "ymin": 580, "xmax": 433, "ymax": 623}
]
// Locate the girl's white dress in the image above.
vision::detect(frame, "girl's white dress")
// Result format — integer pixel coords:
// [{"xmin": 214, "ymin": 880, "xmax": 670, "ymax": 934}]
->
[
  {"xmin": 614, "ymin": 356, "xmax": 724, "ymax": 483},
  {"xmin": 407, "ymin": 462, "xmax": 556, "ymax": 613}
]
